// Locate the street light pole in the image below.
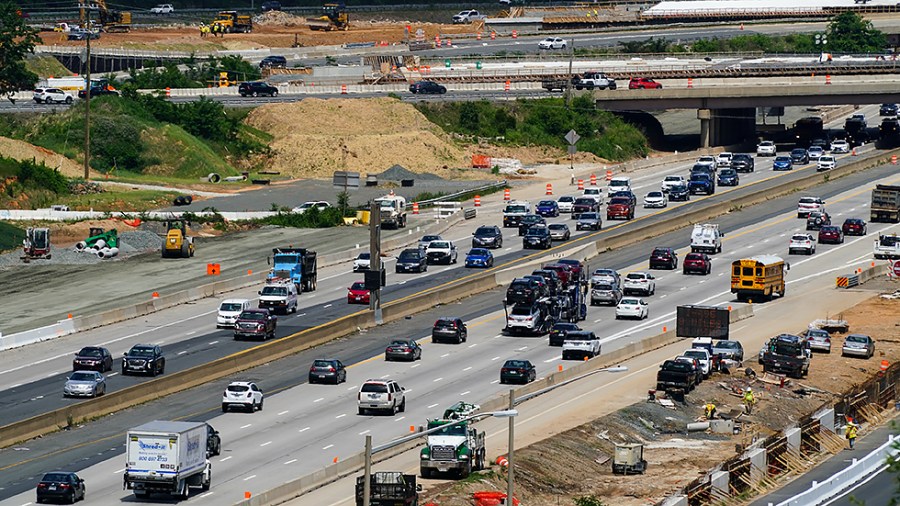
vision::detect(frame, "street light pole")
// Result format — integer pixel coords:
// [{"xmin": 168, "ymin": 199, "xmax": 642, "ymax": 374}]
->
[
  {"xmin": 363, "ymin": 435, "xmax": 372, "ymax": 506},
  {"xmin": 82, "ymin": 3, "xmax": 93, "ymax": 180},
  {"xmin": 368, "ymin": 200, "xmax": 382, "ymax": 324},
  {"xmin": 506, "ymin": 389, "xmax": 515, "ymax": 506}
]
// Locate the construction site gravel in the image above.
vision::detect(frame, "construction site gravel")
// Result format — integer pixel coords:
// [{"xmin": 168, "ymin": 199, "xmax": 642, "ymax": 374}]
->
[{"xmin": 421, "ymin": 290, "xmax": 900, "ymax": 506}]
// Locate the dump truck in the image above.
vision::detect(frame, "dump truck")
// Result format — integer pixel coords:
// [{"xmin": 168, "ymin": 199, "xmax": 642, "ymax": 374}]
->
[
  {"xmin": 161, "ymin": 219, "xmax": 194, "ymax": 258},
  {"xmin": 420, "ymin": 403, "xmax": 486, "ymax": 479},
  {"xmin": 22, "ymin": 227, "xmax": 51, "ymax": 262},
  {"xmin": 124, "ymin": 420, "xmax": 211, "ymax": 499},
  {"xmin": 267, "ymin": 247, "xmax": 318, "ymax": 292},
  {"xmin": 211, "ymin": 11, "xmax": 252, "ymax": 33},
  {"xmin": 870, "ymin": 184, "xmax": 900, "ymax": 223},
  {"xmin": 307, "ymin": 2, "xmax": 349, "ymax": 31},
  {"xmin": 355, "ymin": 472, "xmax": 419, "ymax": 506}
]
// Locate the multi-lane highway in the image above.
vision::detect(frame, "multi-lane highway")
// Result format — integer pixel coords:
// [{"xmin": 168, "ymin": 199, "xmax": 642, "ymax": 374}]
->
[{"xmin": 2, "ymin": 107, "xmax": 899, "ymax": 503}]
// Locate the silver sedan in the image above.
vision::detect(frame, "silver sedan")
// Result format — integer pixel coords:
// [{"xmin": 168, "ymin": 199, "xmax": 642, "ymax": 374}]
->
[
  {"xmin": 548, "ymin": 223, "xmax": 571, "ymax": 241},
  {"xmin": 64, "ymin": 371, "xmax": 106, "ymax": 397}
]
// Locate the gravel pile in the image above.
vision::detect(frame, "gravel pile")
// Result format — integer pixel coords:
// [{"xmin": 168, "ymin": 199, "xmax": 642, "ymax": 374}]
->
[
  {"xmin": 379, "ymin": 164, "xmax": 445, "ymax": 182},
  {"xmin": 0, "ymin": 230, "xmax": 163, "ymax": 268}
]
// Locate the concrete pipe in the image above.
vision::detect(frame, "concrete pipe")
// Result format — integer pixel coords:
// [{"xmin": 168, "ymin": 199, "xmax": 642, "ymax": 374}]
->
[
  {"xmin": 93, "ymin": 239, "xmax": 107, "ymax": 250},
  {"xmin": 687, "ymin": 422, "xmax": 711, "ymax": 432},
  {"xmin": 98, "ymin": 247, "xmax": 119, "ymax": 259},
  {"xmin": 75, "ymin": 241, "xmax": 87, "ymax": 251}
]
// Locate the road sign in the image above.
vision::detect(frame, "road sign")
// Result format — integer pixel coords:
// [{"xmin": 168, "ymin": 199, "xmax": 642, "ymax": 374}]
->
[
  {"xmin": 893, "ymin": 260, "xmax": 900, "ymax": 277},
  {"xmin": 565, "ymin": 129, "xmax": 580, "ymax": 145},
  {"xmin": 332, "ymin": 171, "xmax": 360, "ymax": 190},
  {"xmin": 567, "ymin": 145, "xmax": 577, "ymax": 155}
]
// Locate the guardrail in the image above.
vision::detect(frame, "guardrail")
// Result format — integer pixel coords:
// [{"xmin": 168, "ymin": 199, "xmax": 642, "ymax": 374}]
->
[
  {"xmin": 409, "ymin": 180, "xmax": 508, "ymax": 210},
  {"xmin": 776, "ymin": 434, "xmax": 900, "ymax": 506}
]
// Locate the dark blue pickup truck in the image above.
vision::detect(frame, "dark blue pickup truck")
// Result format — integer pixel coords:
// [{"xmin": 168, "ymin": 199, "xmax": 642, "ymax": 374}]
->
[{"xmin": 688, "ymin": 173, "xmax": 715, "ymax": 195}]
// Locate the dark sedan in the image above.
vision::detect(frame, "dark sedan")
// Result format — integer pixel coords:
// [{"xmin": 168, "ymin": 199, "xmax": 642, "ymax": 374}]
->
[
  {"xmin": 773, "ymin": 156, "xmax": 793, "ymax": 171},
  {"xmin": 385, "ymin": 339, "xmax": 422, "ymax": 361},
  {"xmin": 668, "ymin": 184, "xmax": 690, "ymax": 201},
  {"xmin": 549, "ymin": 322, "xmax": 581, "ymax": 346},
  {"xmin": 518, "ymin": 215, "xmax": 546, "ymax": 236},
  {"xmin": 73, "ymin": 346, "xmax": 113, "ymax": 372},
  {"xmin": 789, "ymin": 148, "xmax": 809, "ymax": 164},
  {"xmin": 396, "ymin": 249, "xmax": 427, "ymax": 273},
  {"xmin": 523, "ymin": 226, "xmax": 552, "ymax": 249},
  {"xmin": 842, "ymin": 218, "xmax": 868, "ymax": 236},
  {"xmin": 717, "ymin": 168, "xmax": 740, "ymax": 186},
  {"xmin": 730, "ymin": 153, "xmax": 754, "ymax": 172},
  {"xmin": 308, "ymin": 359, "xmax": 347, "ymax": 384},
  {"xmin": 499, "ymin": 359, "xmax": 537, "ymax": 384},
  {"xmin": 472, "ymin": 225, "xmax": 503, "ymax": 249},
  {"xmin": 410, "ymin": 81, "xmax": 446, "ymax": 94},
  {"xmin": 818, "ymin": 225, "xmax": 844, "ymax": 244},
  {"xmin": 36, "ymin": 472, "xmax": 85, "ymax": 504}
]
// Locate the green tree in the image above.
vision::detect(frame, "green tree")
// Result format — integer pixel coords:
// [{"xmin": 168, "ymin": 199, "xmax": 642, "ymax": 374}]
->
[
  {"xmin": 826, "ymin": 11, "xmax": 886, "ymax": 53},
  {"xmin": 0, "ymin": 1, "xmax": 40, "ymax": 101},
  {"xmin": 458, "ymin": 101, "xmax": 481, "ymax": 133}
]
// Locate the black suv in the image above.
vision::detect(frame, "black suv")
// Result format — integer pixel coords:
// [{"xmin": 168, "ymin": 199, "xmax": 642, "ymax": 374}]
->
[
  {"xmin": 73, "ymin": 346, "xmax": 113, "ymax": 372},
  {"xmin": 506, "ymin": 277, "xmax": 542, "ymax": 305},
  {"xmin": 396, "ymin": 248, "xmax": 427, "ymax": 273},
  {"xmin": 649, "ymin": 247, "xmax": 678, "ymax": 270},
  {"xmin": 432, "ymin": 317, "xmax": 468, "ymax": 344},
  {"xmin": 531, "ymin": 269, "xmax": 561, "ymax": 295},
  {"xmin": 78, "ymin": 87, "xmax": 119, "ymax": 99},
  {"xmin": 259, "ymin": 55, "xmax": 287, "ymax": 68},
  {"xmin": 239, "ymin": 81, "xmax": 278, "ymax": 97},
  {"xmin": 409, "ymin": 81, "xmax": 447, "ymax": 94},
  {"xmin": 206, "ymin": 423, "xmax": 222, "ymax": 456},
  {"xmin": 472, "ymin": 225, "xmax": 503, "ymax": 249},
  {"xmin": 880, "ymin": 103, "xmax": 898, "ymax": 116},
  {"xmin": 523, "ymin": 226, "xmax": 552, "ymax": 249},
  {"xmin": 730, "ymin": 153, "xmax": 754, "ymax": 172},
  {"xmin": 261, "ymin": 0, "xmax": 281, "ymax": 11},
  {"xmin": 668, "ymin": 184, "xmax": 689, "ymax": 201},
  {"xmin": 517, "ymin": 214, "xmax": 546, "ymax": 236},
  {"xmin": 122, "ymin": 344, "xmax": 165, "ymax": 376}
]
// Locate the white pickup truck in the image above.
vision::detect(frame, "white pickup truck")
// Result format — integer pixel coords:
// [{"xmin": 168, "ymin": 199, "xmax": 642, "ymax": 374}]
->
[
  {"xmin": 452, "ymin": 10, "xmax": 486, "ymax": 23},
  {"xmin": 573, "ymin": 71, "xmax": 617, "ymax": 90},
  {"xmin": 562, "ymin": 330, "xmax": 600, "ymax": 360},
  {"xmin": 874, "ymin": 234, "xmax": 900, "ymax": 259},
  {"xmin": 681, "ymin": 348, "xmax": 712, "ymax": 378}
]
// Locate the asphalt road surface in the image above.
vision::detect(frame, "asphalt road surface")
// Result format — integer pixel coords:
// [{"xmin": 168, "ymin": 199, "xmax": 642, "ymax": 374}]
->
[{"xmin": 2, "ymin": 143, "xmax": 898, "ymax": 504}]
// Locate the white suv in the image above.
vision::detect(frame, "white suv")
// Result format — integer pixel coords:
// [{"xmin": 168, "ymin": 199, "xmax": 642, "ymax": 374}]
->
[
  {"xmin": 222, "ymin": 381, "xmax": 264, "ymax": 412},
  {"xmin": 797, "ymin": 196, "xmax": 825, "ymax": 218},
  {"xmin": 150, "ymin": 3, "xmax": 174, "ymax": 13},
  {"xmin": 33, "ymin": 88, "xmax": 73, "ymax": 104},
  {"xmin": 623, "ymin": 271, "xmax": 655, "ymax": 296},
  {"xmin": 358, "ymin": 379, "xmax": 406, "ymax": 415},
  {"xmin": 789, "ymin": 233, "xmax": 816, "ymax": 255},
  {"xmin": 756, "ymin": 141, "xmax": 776, "ymax": 156}
]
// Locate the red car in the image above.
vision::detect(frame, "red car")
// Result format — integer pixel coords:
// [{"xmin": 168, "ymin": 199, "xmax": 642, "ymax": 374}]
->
[
  {"xmin": 629, "ymin": 77, "xmax": 662, "ymax": 89},
  {"xmin": 606, "ymin": 197, "xmax": 635, "ymax": 220},
  {"xmin": 543, "ymin": 263, "xmax": 573, "ymax": 286},
  {"xmin": 347, "ymin": 281, "xmax": 370, "ymax": 304},
  {"xmin": 842, "ymin": 218, "xmax": 867, "ymax": 236},
  {"xmin": 818, "ymin": 226, "xmax": 844, "ymax": 244},
  {"xmin": 682, "ymin": 252, "xmax": 711, "ymax": 275}
]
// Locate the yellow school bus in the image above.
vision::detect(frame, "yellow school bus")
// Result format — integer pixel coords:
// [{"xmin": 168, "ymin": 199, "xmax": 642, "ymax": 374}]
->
[{"xmin": 731, "ymin": 255, "xmax": 787, "ymax": 302}]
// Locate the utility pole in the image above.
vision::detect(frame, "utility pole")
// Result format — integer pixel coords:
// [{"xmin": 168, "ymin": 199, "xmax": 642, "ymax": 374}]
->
[
  {"xmin": 368, "ymin": 201, "xmax": 382, "ymax": 324},
  {"xmin": 81, "ymin": 2, "xmax": 95, "ymax": 180},
  {"xmin": 506, "ymin": 389, "xmax": 516, "ymax": 506},
  {"xmin": 565, "ymin": 37, "xmax": 575, "ymax": 109},
  {"xmin": 362, "ymin": 435, "xmax": 372, "ymax": 506}
]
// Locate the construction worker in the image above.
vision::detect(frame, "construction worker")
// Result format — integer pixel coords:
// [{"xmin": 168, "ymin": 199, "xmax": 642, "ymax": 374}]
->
[
  {"xmin": 704, "ymin": 401, "xmax": 717, "ymax": 420},
  {"xmin": 742, "ymin": 387, "xmax": 756, "ymax": 415},
  {"xmin": 845, "ymin": 420, "xmax": 859, "ymax": 450}
]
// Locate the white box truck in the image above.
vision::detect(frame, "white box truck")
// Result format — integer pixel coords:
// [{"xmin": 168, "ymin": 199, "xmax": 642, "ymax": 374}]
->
[{"xmin": 124, "ymin": 420, "xmax": 211, "ymax": 499}]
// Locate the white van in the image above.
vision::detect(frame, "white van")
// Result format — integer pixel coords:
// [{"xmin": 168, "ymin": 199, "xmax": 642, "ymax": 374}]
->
[
  {"xmin": 258, "ymin": 280, "xmax": 298, "ymax": 314},
  {"xmin": 216, "ymin": 298, "xmax": 252, "ymax": 328},
  {"xmin": 608, "ymin": 176, "xmax": 632, "ymax": 194}
]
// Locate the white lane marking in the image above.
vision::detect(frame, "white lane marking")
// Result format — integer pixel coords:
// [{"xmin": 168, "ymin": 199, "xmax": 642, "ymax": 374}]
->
[
  {"xmin": 463, "ymin": 366, "xmax": 472, "ymax": 371},
  {"xmin": 718, "ymin": 272, "xmax": 725, "ymax": 276},
  {"xmin": 298, "ymin": 313, "xmax": 306, "ymax": 317},
  {"xmin": 433, "ymin": 377, "xmax": 443, "ymax": 382},
  {"xmin": 428, "ymin": 403, "xmax": 440, "ymax": 408},
  {"xmin": 394, "ymin": 416, "xmax": 405, "ymax": 422},
  {"xmin": 359, "ymin": 430, "xmax": 370, "ymax": 435},
  {"xmin": 699, "ymin": 279, "xmax": 706, "ymax": 284},
  {"xmin": 846, "ymin": 252, "xmax": 872, "ymax": 264},
  {"xmin": 260, "ymin": 441, "xmax": 272, "ymax": 447},
  {"xmin": 299, "ymin": 427, "xmax": 310, "ymax": 433},
  {"xmin": 106, "ymin": 372, "xmax": 118, "ymax": 378},
  {"xmin": 516, "ymin": 346, "xmax": 528, "ymax": 351},
  {"xmin": 323, "ymin": 304, "xmax": 332, "ymax": 308},
  {"xmin": 314, "ymin": 397, "xmax": 324, "ymax": 402},
  {"xmin": 411, "ymin": 363, "xmax": 421, "ymax": 368},
  {"xmin": 284, "ymin": 459, "xmax": 298, "ymax": 465},
  {"xmin": 113, "ymin": 468, "xmax": 125, "ymax": 474},
  {"xmin": 468, "ymin": 343, "xmax": 477, "ymax": 348},
  {"xmin": 399, "ymin": 280, "xmax": 408, "ymax": 285},
  {"xmin": 380, "ymin": 374, "xmax": 389, "ymax": 379},
  {"xmin": 347, "ymin": 385, "xmax": 357, "ymax": 391},
  {"xmin": 441, "ymin": 353, "xmax": 450, "ymax": 358},
  {"xmin": 185, "ymin": 331, "xmax": 197, "ymax": 336},
  {"xmin": 177, "ymin": 351, "xmax": 187, "ymax": 355},
  {"xmin": 460, "ymin": 390, "xmax": 470, "ymax": 396},
  {"xmin": 336, "ymin": 413, "xmax": 346, "ymax": 419},
  {"xmin": 220, "ymin": 456, "xmax": 232, "ymax": 462},
  {"xmin": 209, "ymin": 340, "xmax": 219, "ymax": 345},
  {"xmin": 544, "ymin": 357, "xmax": 560, "ymax": 363},
  {"xmin": 491, "ymin": 379, "xmax": 500, "ymax": 384},
  {"xmin": 679, "ymin": 286, "xmax": 686, "ymax": 291},
  {"xmin": 244, "ymin": 475, "xmax": 257, "ymax": 481},
  {"xmin": 593, "ymin": 318, "xmax": 603, "ymax": 323},
  {"xmin": 660, "ymin": 294, "xmax": 668, "ymax": 298},
  {"xmin": 278, "ymin": 410, "xmax": 289, "ymax": 415},
  {"xmin": 240, "ymin": 424, "xmax": 252, "ymax": 429},
  {"xmin": 322, "ymin": 444, "xmax": 334, "ymax": 450},
  {"xmin": 505, "ymin": 247, "xmax": 513, "ymax": 251},
  {"xmin": 200, "ymin": 492, "xmax": 214, "ymax": 498},
  {"xmin": 1, "ymin": 308, "xmax": 218, "ymax": 377},
  {"xmin": 491, "ymin": 356, "xmax": 501, "ymax": 361},
  {"xmin": 10, "ymin": 383, "xmax": 21, "ymax": 388}
]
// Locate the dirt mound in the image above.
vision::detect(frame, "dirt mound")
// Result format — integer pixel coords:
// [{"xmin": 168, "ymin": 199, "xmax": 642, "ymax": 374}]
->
[
  {"xmin": 254, "ymin": 10, "xmax": 307, "ymax": 27},
  {"xmin": 244, "ymin": 98, "xmax": 469, "ymax": 179},
  {"xmin": 0, "ymin": 136, "xmax": 99, "ymax": 178}
]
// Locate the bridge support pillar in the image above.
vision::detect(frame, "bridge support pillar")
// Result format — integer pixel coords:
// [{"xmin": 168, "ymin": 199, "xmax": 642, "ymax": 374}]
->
[
  {"xmin": 698, "ymin": 108, "xmax": 711, "ymax": 148},
  {"xmin": 700, "ymin": 108, "xmax": 756, "ymax": 147}
]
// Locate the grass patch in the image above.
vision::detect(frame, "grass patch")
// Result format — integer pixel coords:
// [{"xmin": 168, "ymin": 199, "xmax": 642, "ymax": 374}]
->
[
  {"xmin": 0, "ymin": 222, "xmax": 25, "ymax": 252},
  {"xmin": 141, "ymin": 124, "xmax": 237, "ymax": 179},
  {"xmin": 57, "ymin": 189, "xmax": 182, "ymax": 212},
  {"xmin": 25, "ymin": 55, "xmax": 72, "ymax": 78}
]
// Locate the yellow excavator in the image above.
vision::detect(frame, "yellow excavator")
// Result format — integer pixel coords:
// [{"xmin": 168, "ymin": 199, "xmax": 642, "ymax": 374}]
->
[
  {"xmin": 307, "ymin": 2, "xmax": 349, "ymax": 31},
  {"xmin": 161, "ymin": 219, "xmax": 195, "ymax": 258},
  {"xmin": 81, "ymin": 0, "xmax": 131, "ymax": 32}
]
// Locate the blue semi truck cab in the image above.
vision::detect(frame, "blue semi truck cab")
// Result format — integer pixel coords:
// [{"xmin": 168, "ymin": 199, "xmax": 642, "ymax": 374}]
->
[{"xmin": 267, "ymin": 247, "xmax": 318, "ymax": 292}]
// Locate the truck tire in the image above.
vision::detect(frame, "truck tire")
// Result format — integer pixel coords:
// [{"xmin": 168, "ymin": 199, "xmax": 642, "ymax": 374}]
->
[
  {"xmin": 609, "ymin": 82, "xmax": 617, "ymax": 90},
  {"xmin": 181, "ymin": 243, "xmax": 190, "ymax": 258},
  {"xmin": 459, "ymin": 461, "xmax": 471, "ymax": 479},
  {"xmin": 421, "ymin": 467, "xmax": 432, "ymax": 479}
]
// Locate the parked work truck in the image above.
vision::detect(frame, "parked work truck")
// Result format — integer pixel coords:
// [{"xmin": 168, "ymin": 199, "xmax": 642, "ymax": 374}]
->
[
  {"xmin": 355, "ymin": 472, "xmax": 419, "ymax": 506},
  {"xmin": 420, "ymin": 402, "xmax": 486, "ymax": 478},
  {"xmin": 656, "ymin": 359, "xmax": 697, "ymax": 392},
  {"xmin": 870, "ymin": 184, "xmax": 900, "ymax": 223},
  {"xmin": 124, "ymin": 420, "xmax": 211, "ymax": 499},
  {"xmin": 268, "ymin": 247, "xmax": 318, "ymax": 292},
  {"xmin": 374, "ymin": 194, "xmax": 408, "ymax": 229},
  {"xmin": 761, "ymin": 333, "xmax": 810, "ymax": 378}
]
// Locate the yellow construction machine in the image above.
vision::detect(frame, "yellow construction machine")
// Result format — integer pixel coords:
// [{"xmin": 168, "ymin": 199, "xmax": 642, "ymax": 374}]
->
[
  {"xmin": 307, "ymin": 2, "xmax": 349, "ymax": 31},
  {"xmin": 81, "ymin": 0, "xmax": 131, "ymax": 32},
  {"xmin": 210, "ymin": 11, "xmax": 253, "ymax": 33},
  {"xmin": 161, "ymin": 219, "xmax": 195, "ymax": 258}
]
